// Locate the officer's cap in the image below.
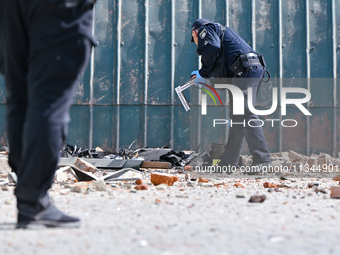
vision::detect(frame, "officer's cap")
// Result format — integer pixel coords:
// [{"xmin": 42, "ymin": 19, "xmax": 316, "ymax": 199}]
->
[{"xmin": 191, "ymin": 18, "xmax": 210, "ymax": 42}]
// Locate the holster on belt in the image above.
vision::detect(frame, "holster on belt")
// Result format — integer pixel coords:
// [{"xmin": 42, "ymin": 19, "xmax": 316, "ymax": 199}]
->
[{"xmin": 229, "ymin": 53, "xmax": 266, "ymax": 77}]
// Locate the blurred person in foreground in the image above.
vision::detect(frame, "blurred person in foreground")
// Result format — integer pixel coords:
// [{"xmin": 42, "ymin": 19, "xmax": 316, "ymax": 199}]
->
[{"xmin": 0, "ymin": 0, "xmax": 96, "ymax": 228}]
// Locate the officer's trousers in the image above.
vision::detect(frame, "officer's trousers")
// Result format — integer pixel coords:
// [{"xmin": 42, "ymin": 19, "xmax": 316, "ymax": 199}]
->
[
  {"xmin": 0, "ymin": 0, "xmax": 93, "ymax": 206},
  {"xmin": 220, "ymin": 65, "xmax": 271, "ymax": 166}
]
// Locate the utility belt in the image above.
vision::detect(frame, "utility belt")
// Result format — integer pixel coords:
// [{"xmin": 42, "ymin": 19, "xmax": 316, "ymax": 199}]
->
[{"xmin": 229, "ymin": 53, "xmax": 267, "ymax": 77}]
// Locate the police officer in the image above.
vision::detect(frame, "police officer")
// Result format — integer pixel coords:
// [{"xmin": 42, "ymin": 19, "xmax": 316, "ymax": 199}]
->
[
  {"xmin": 0, "ymin": 0, "xmax": 96, "ymax": 228},
  {"xmin": 191, "ymin": 18, "xmax": 272, "ymax": 173}
]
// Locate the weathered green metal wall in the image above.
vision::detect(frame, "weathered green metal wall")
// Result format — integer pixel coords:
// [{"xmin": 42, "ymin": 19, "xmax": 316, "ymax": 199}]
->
[{"xmin": 0, "ymin": 0, "xmax": 339, "ymax": 155}]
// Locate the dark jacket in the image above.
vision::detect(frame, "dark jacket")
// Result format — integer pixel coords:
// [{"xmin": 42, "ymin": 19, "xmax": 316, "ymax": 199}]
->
[{"xmin": 197, "ymin": 23, "xmax": 256, "ymax": 78}]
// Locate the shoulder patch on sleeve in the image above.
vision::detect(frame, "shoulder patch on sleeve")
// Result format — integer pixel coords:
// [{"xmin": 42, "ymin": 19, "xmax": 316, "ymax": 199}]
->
[{"xmin": 199, "ymin": 28, "xmax": 207, "ymax": 39}]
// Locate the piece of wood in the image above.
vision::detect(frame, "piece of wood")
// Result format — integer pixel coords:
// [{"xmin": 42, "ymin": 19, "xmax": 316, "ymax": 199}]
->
[{"xmin": 140, "ymin": 161, "xmax": 171, "ymax": 169}]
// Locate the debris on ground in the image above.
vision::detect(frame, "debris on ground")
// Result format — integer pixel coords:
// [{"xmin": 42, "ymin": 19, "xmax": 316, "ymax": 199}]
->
[{"xmin": 1, "ymin": 144, "xmax": 340, "ymax": 215}]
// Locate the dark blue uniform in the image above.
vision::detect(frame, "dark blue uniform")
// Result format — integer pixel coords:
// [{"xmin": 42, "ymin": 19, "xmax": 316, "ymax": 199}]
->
[
  {"xmin": 196, "ymin": 23, "xmax": 271, "ymax": 167},
  {"xmin": 0, "ymin": 0, "xmax": 94, "ymax": 211}
]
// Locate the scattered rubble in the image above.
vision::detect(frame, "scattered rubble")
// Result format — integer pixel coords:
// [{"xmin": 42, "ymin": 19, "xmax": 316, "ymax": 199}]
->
[{"xmin": 1, "ymin": 145, "xmax": 340, "ymax": 213}]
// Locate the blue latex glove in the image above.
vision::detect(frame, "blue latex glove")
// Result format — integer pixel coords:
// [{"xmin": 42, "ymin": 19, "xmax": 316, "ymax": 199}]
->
[
  {"xmin": 191, "ymin": 70, "xmax": 210, "ymax": 86},
  {"xmin": 191, "ymin": 70, "xmax": 202, "ymax": 79}
]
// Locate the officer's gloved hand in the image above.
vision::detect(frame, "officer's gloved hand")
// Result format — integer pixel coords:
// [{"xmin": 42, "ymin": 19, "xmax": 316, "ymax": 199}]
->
[{"xmin": 191, "ymin": 70, "xmax": 210, "ymax": 86}]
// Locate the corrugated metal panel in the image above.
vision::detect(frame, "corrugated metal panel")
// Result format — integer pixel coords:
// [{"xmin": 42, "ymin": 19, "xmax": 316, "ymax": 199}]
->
[{"xmin": 0, "ymin": 0, "xmax": 338, "ymax": 155}]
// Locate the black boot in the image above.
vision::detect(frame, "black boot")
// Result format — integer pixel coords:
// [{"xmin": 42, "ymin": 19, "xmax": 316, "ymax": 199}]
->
[{"xmin": 16, "ymin": 202, "xmax": 80, "ymax": 229}]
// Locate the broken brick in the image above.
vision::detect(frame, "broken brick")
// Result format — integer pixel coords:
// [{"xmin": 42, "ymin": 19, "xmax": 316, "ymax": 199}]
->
[
  {"xmin": 150, "ymin": 173, "xmax": 179, "ymax": 186},
  {"xmin": 184, "ymin": 165, "xmax": 192, "ymax": 171},
  {"xmin": 233, "ymin": 183, "xmax": 245, "ymax": 188},
  {"xmin": 214, "ymin": 183, "xmax": 226, "ymax": 187},
  {"xmin": 333, "ymin": 175, "xmax": 340, "ymax": 182},
  {"xmin": 198, "ymin": 177, "xmax": 209, "ymax": 183},
  {"xmin": 75, "ymin": 158, "xmax": 97, "ymax": 173},
  {"xmin": 330, "ymin": 186, "xmax": 340, "ymax": 199},
  {"xmin": 135, "ymin": 179, "xmax": 143, "ymax": 185},
  {"xmin": 135, "ymin": 184, "xmax": 148, "ymax": 190},
  {"xmin": 263, "ymin": 182, "xmax": 277, "ymax": 188}
]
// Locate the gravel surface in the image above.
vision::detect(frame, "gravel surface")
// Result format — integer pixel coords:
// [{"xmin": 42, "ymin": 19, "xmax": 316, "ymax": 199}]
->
[{"xmin": 1, "ymin": 172, "xmax": 340, "ymax": 255}]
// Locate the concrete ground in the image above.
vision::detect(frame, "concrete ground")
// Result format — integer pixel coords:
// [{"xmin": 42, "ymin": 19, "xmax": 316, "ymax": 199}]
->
[{"xmin": 1, "ymin": 173, "xmax": 340, "ymax": 255}]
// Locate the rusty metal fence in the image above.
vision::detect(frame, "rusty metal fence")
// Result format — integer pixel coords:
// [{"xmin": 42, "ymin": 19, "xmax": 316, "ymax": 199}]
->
[{"xmin": 0, "ymin": 0, "xmax": 339, "ymax": 155}]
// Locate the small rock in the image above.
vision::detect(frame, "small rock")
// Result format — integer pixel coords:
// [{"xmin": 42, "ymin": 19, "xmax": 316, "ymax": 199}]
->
[
  {"xmin": 187, "ymin": 181, "xmax": 197, "ymax": 187},
  {"xmin": 4, "ymin": 199, "xmax": 11, "ymax": 205},
  {"xmin": 176, "ymin": 195, "xmax": 189, "ymax": 198},
  {"xmin": 307, "ymin": 183, "xmax": 314, "ymax": 188},
  {"xmin": 124, "ymin": 183, "xmax": 135, "ymax": 189},
  {"xmin": 89, "ymin": 179, "xmax": 107, "ymax": 191},
  {"xmin": 236, "ymin": 190, "xmax": 246, "ymax": 198},
  {"xmin": 59, "ymin": 189, "xmax": 70, "ymax": 195},
  {"xmin": 249, "ymin": 195, "xmax": 266, "ymax": 203},
  {"xmin": 130, "ymin": 190, "xmax": 137, "ymax": 193},
  {"xmin": 116, "ymin": 181, "xmax": 125, "ymax": 186},
  {"xmin": 313, "ymin": 186, "xmax": 327, "ymax": 194},
  {"xmin": 198, "ymin": 183, "xmax": 214, "ymax": 188},
  {"xmin": 1, "ymin": 185, "xmax": 9, "ymax": 191},
  {"xmin": 185, "ymin": 173, "xmax": 190, "ymax": 181},
  {"xmin": 156, "ymin": 184, "xmax": 169, "ymax": 190}
]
